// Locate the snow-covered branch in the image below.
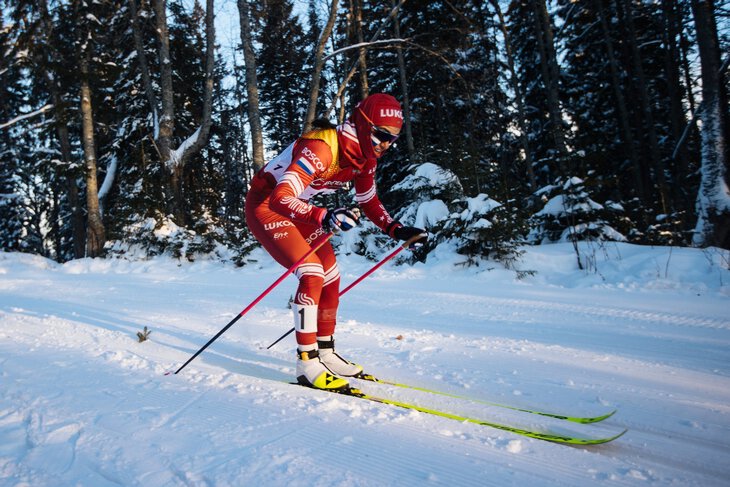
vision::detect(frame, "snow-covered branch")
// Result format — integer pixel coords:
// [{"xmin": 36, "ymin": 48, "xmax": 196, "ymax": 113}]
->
[
  {"xmin": 168, "ymin": 126, "xmax": 201, "ymax": 170},
  {"xmin": 98, "ymin": 155, "xmax": 119, "ymax": 217},
  {"xmin": 0, "ymin": 104, "xmax": 53, "ymax": 130}
]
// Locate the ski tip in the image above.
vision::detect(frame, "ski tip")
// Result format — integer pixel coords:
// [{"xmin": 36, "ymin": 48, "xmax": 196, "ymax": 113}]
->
[
  {"xmin": 576, "ymin": 409, "xmax": 618, "ymax": 424},
  {"xmin": 601, "ymin": 428, "xmax": 629, "ymax": 444},
  {"xmin": 596, "ymin": 409, "xmax": 618, "ymax": 422},
  {"xmin": 581, "ymin": 428, "xmax": 628, "ymax": 446},
  {"xmin": 545, "ymin": 428, "xmax": 628, "ymax": 446}
]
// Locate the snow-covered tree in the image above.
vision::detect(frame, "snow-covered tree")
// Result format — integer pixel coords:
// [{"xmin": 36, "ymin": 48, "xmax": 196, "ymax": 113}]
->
[
  {"xmin": 529, "ymin": 177, "xmax": 626, "ymax": 244},
  {"xmin": 436, "ymin": 193, "xmax": 526, "ymax": 268},
  {"xmin": 378, "ymin": 162, "xmax": 525, "ymax": 268},
  {"xmin": 691, "ymin": 0, "xmax": 730, "ymax": 249}
]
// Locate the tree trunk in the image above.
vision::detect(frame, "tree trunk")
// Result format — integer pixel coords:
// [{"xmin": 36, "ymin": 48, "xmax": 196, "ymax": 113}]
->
[
  {"xmin": 594, "ymin": 0, "xmax": 645, "ymax": 206},
  {"xmin": 128, "ymin": 0, "xmax": 159, "ymax": 130},
  {"xmin": 79, "ymin": 51, "xmax": 105, "ymax": 257},
  {"xmin": 691, "ymin": 0, "xmax": 730, "ymax": 249},
  {"xmin": 152, "ymin": 0, "xmax": 216, "ymax": 224},
  {"xmin": 354, "ymin": 0, "xmax": 369, "ymax": 99},
  {"xmin": 490, "ymin": 0, "xmax": 535, "ymax": 191},
  {"xmin": 237, "ymin": 0, "xmax": 265, "ymax": 171},
  {"xmin": 531, "ymin": 0, "xmax": 568, "ymax": 174},
  {"xmin": 678, "ymin": 10, "xmax": 698, "ymax": 118},
  {"xmin": 151, "ymin": 0, "xmax": 177, "ymax": 218},
  {"xmin": 391, "ymin": 0, "xmax": 414, "ymax": 157},
  {"xmin": 38, "ymin": 0, "xmax": 85, "ymax": 259},
  {"xmin": 617, "ymin": 0, "xmax": 671, "ymax": 216},
  {"xmin": 303, "ymin": 0, "xmax": 339, "ymax": 133}
]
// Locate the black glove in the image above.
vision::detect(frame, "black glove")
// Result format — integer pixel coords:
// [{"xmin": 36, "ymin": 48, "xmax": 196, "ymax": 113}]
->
[
  {"xmin": 323, "ymin": 208, "xmax": 360, "ymax": 233},
  {"xmin": 393, "ymin": 225, "xmax": 428, "ymax": 249}
]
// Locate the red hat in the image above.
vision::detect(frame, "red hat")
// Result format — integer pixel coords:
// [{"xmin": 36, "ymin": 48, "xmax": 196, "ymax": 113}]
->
[{"xmin": 350, "ymin": 93, "xmax": 403, "ymax": 159}]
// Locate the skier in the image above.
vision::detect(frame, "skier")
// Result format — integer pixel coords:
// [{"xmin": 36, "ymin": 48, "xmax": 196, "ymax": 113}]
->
[{"xmin": 245, "ymin": 93, "xmax": 427, "ymax": 391}]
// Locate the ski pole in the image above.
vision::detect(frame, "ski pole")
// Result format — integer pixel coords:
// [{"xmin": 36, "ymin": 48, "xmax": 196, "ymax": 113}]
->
[
  {"xmin": 265, "ymin": 234, "xmax": 424, "ymax": 350},
  {"xmin": 167, "ymin": 232, "xmax": 334, "ymax": 375}
]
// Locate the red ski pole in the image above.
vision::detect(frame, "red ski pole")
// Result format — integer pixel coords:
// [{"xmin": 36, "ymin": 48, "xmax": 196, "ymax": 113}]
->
[
  {"xmin": 168, "ymin": 232, "xmax": 333, "ymax": 375},
  {"xmin": 265, "ymin": 234, "xmax": 423, "ymax": 350}
]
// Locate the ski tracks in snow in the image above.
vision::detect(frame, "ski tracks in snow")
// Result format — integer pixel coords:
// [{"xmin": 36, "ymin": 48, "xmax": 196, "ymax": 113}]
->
[{"xmin": 2, "ymin": 251, "xmax": 730, "ymax": 486}]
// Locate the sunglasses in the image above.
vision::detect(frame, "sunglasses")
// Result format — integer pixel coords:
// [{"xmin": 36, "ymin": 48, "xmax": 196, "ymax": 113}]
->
[
  {"xmin": 371, "ymin": 125, "xmax": 400, "ymax": 145},
  {"xmin": 359, "ymin": 107, "xmax": 400, "ymax": 145}
]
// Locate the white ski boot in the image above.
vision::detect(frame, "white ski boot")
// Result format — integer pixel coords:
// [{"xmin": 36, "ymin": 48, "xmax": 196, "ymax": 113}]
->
[
  {"xmin": 317, "ymin": 336, "xmax": 364, "ymax": 377},
  {"xmin": 296, "ymin": 349, "xmax": 349, "ymax": 390}
]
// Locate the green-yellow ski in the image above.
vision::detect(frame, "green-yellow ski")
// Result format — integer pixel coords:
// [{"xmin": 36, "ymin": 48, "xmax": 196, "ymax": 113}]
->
[
  {"xmin": 356, "ymin": 373, "xmax": 616, "ymax": 424},
  {"xmin": 297, "ymin": 383, "xmax": 627, "ymax": 446}
]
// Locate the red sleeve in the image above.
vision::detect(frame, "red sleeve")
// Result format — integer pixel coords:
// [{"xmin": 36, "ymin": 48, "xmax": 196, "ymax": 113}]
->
[
  {"xmin": 353, "ymin": 160, "xmax": 402, "ymax": 237},
  {"xmin": 269, "ymin": 139, "xmax": 330, "ymax": 226}
]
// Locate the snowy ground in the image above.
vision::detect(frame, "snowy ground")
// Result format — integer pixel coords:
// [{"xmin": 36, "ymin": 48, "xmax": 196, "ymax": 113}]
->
[{"xmin": 1, "ymin": 242, "xmax": 729, "ymax": 486}]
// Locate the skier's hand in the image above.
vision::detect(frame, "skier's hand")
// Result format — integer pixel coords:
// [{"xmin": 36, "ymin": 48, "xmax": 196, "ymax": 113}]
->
[
  {"xmin": 323, "ymin": 207, "xmax": 360, "ymax": 233},
  {"xmin": 393, "ymin": 225, "xmax": 428, "ymax": 249}
]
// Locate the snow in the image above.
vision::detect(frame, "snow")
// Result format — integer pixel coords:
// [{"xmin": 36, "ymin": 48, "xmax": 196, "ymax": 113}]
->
[
  {"xmin": 1, "ymin": 242, "xmax": 729, "ymax": 486},
  {"xmin": 391, "ymin": 162, "xmax": 461, "ymax": 193},
  {"xmin": 536, "ymin": 193, "xmax": 604, "ymax": 217},
  {"xmin": 97, "ymin": 155, "xmax": 118, "ymax": 216},
  {"xmin": 464, "ymin": 193, "xmax": 502, "ymax": 215},
  {"xmin": 414, "ymin": 199, "xmax": 449, "ymax": 229}
]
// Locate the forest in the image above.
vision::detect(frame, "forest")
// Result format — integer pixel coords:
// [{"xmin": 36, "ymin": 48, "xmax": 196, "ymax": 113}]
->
[{"xmin": 1, "ymin": 0, "xmax": 729, "ymax": 266}]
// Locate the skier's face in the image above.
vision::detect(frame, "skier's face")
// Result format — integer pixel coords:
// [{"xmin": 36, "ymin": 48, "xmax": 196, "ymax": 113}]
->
[{"xmin": 372, "ymin": 125, "xmax": 400, "ymax": 156}]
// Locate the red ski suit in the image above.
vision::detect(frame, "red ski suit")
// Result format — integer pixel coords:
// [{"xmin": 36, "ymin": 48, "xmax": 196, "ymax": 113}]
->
[{"xmin": 245, "ymin": 121, "xmax": 399, "ymax": 345}]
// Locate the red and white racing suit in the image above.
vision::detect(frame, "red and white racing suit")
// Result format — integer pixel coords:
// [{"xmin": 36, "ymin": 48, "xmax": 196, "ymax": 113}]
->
[{"xmin": 244, "ymin": 122, "xmax": 400, "ymax": 346}]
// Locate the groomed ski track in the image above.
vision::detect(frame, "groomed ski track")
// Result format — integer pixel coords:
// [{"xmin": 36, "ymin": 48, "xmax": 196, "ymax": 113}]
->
[{"xmin": 1, "ymin": 245, "xmax": 729, "ymax": 486}]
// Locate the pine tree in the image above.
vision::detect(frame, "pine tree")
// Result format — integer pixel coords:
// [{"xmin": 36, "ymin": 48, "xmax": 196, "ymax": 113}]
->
[
  {"xmin": 506, "ymin": 0, "xmax": 570, "ymax": 187},
  {"xmin": 365, "ymin": 2, "xmax": 509, "ymax": 204},
  {"xmin": 218, "ymin": 63, "xmax": 250, "ymax": 223},
  {"xmin": 529, "ymin": 176, "xmax": 625, "ymax": 245},
  {"xmin": 554, "ymin": 0, "xmax": 640, "ymax": 241},
  {"xmin": 0, "ymin": 14, "xmax": 25, "ymax": 252},
  {"xmin": 556, "ymin": 0, "xmax": 700, "ymax": 245},
  {"xmin": 438, "ymin": 193, "xmax": 527, "ymax": 269},
  {"xmin": 3, "ymin": 0, "xmax": 83, "ymax": 259},
  {"xmin": 102, "ymin": 0, "xmax": 168, "ymax": 247},
  {"xmin": 257, "ymin": 0, "xmax": 309, "ymax": 152}
]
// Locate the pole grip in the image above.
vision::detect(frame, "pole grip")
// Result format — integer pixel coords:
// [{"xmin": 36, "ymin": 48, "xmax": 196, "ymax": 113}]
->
[{"xmin": 402, "ymin": 232, "xmax": 426, "ymax": 249}]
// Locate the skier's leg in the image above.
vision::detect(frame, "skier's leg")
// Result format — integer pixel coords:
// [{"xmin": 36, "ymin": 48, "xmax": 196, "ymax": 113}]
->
[
  {"xmin": 315, "ymin": 244, "xmax": 363, "ymax": 377},
  {"xmin": 246, "ymin": 199, "xmax": 348, "ymax": 390}
]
